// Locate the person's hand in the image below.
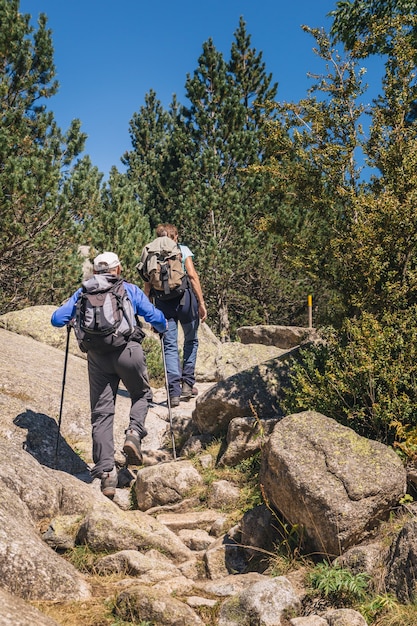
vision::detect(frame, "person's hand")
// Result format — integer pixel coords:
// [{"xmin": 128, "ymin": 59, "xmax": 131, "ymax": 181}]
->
[
  {"xmin": 199, "ymin": 303, "xmax": 207, "ymax": 323},
  {"xmin": 151, "ymin": 322, "xmax": 167, "ymax": 335}
]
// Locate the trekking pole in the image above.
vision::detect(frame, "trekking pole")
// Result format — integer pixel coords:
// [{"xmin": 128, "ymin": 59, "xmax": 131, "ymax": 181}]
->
[
  {"xmin": 160, "ymin": 333, "xmax": 177, "ymax": 460},
  {"xmin": 54, "ymin": 324, "xmax": 71, "ymax": 469}
]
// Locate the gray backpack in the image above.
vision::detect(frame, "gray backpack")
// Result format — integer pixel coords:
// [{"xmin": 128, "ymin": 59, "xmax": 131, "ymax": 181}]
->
[{"xmin": 74, "ymin": 275, "xmax": 135, "ymax": 353}]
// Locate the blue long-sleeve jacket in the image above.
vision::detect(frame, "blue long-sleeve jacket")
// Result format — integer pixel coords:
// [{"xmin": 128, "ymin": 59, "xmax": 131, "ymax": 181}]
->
[{"xmin": 51, "ymin": 281, "xmax": 167, "ymax": 334}]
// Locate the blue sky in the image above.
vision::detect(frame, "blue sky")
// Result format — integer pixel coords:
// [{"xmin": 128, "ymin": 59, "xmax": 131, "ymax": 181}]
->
[{"xmin": 20, "ymin": 1, "xmax": 383, "ymax": 178}]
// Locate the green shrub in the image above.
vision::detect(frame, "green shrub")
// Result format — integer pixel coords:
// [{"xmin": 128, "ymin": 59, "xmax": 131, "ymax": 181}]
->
[
  {"xmin": 283, "ymin": 307, "xmax": 417, "ymax": 447},
  {"xmin": 308, "ymin": 561, "xmax": 370, "ymax": 604},
  {"xmin": 359, "ymin": 593, "xmax": 399, "ymax": 623},
  {"xmin": 142, "ymin": 336, "xmax": 165, "ymax": 387}
]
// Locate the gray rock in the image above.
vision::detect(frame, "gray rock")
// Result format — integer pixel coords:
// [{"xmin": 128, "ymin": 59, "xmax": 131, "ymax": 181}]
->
[
  {"xmin": 386, "ymin": 517, "xmax": 417, "ymax": 602},
  {"xmin": 180, "ymin": 434, "xmax": 215, "ymax": 457},
  {"xmin": 0, "ymin": 483, "xmax": 90, "ymax": 601},
  {"xmin": 0, "ymin": 305, "xmax": 84, "ymax": 358},
  {"xmin": 177, "ymin": 557, "xmax": 202, "ymax": 580},
  {"xmin": 216, "ymin": 341, "xmax": 286, "ymax": 379},
  {"xmin": 42, "ymin": 467, "xmax": 97, "ymax": 515},
  {"xmin": 335, "ymin": 540, "xmax": 387, "ymax": 588},
  {"xmin": 204, "ymin": 533, "xmax": 247, "ymax": 579},
  {"xmin": 241, "ymin": 504, "xmax": 279, "ymax": 571},
  {"xmin": 156, "ymin": 510, "xmax": 228, "ymax": 535},
  {"xmin": 42, "ymin": 513, "xmax": 82, "ymax": 550},
  {"xmin": 187, "ymin": 595, "xmax": 218, "ymax": 608},
  {"xmin": 0, "ymin": 327, "xmax": 93, "ymax": 469},
  {"xmin": 194, "ymin": 572, "xmax": 267, "ymax": 597},
  {"xmin": 207, "ymin": 480, "xmax": 240, "ymax": 508},
  {"xmin": 76, "ymin": 505, "xmax": 193, "ymax": 562},
  {"xmin": 260, "ymin": 411, "xmax": 407, "ymax": 557},
  {"xmin": 218, "ymin": 576, "xmax": 301, "ymax": 626},
  {"xmin": 290, "ymin": 617, "xmax": 328, "ymax": 626},
  {"xmin": 178, "ymin": 528, "xmax": 215, "ymax": 551},
  {"xmin": 324, "ymin": 608, "xmax": 367, "ymax": 625},
  {"xmin": 217, "ymin": 416, "xmax": 279, "ymax": 467},
  {"xmin": 95, "ymin": 549, "xmax": 181, "ymax": 581},
  {"xmin": 146, "ymin": 496, "xmax": 202, "ymax": 515},
  {"xmin": 134, "ymin": 460, "xmax": 203, "ymax": 511},
  {"xmin": 0, "ymin": 324, "xmax": 178, "ymax": 469},
  {"xmin": 0, "ymin": 586, "xmax": 61, "ymax": 626},
  {"xmin": 0, "ymin": 310, "xmax": 412, "ymax": 625},
  {"xmin": 114, "ymin": 583, "xmax": 204, "ymax": 625},
  {"xmin": 236, "ymin": 324, "xmax": 317, "ymax": 348},
  {"xmin": 151, "ymin": 574, "xmax": 197, "ymax": 596},
  {"xmin": 192, "ymin": 350, "xmax": 297, "ymax": 435},
  {"xmin": 0, "ymin": 443, "xmax": 62, "ymax": 521}
]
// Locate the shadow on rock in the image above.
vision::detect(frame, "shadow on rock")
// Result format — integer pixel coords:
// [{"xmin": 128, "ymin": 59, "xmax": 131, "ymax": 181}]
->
[{"xmin": 14, "ymin": 410, "xmax": 89, "ymax": 476}]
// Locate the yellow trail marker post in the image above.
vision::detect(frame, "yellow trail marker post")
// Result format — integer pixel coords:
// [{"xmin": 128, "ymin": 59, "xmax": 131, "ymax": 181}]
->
[{"xmin": 308, "ymin": 294, "xmax": 313, "ymax": 328}]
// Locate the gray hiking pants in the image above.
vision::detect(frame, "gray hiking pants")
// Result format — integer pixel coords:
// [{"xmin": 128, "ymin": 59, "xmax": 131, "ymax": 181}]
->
[{"xmin": 87, "ymin": 341, "xmax": 151, "ymax": 478}]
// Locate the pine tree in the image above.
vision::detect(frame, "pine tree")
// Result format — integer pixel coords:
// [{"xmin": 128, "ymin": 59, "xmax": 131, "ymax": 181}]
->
[
  {"xmin": 229, "ymin": 16, "xmax": 277, "ymax": 127},
  {"xmin": 0, "ymin": 1, "xmax": 94, "ymax": 311},
  {"xmin": 83, "ymin": 166, "xmax": 151, "ymax": 284},
  {"xmin": 122, "ymin": 89, "xmax": 177, "ymax": 230},
  {"xmin": 176, "ymin": 21, "xmax": 281, "ymax": 339},
  {"xmin": 124, "ymin": 21, "xmax": 311, "ymax": 338},
  {"xmin": 165, "ymin": 22, "xmax": 279, "ymax": 338}
]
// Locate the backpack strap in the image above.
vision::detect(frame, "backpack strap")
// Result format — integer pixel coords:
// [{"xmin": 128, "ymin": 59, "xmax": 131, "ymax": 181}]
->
[{"xmin": 160, "ymin": 261, "xmax": 171, "ymax": 296}]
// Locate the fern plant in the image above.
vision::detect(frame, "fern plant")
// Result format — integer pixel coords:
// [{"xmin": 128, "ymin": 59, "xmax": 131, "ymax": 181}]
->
[{"xmin": 308, "ymin": 561, "xmax": 370, "ymax": 604}]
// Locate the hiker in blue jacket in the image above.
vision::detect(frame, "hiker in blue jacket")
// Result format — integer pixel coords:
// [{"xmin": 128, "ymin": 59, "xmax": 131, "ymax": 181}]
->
[{"xmin": 51, "ymin": 251, "xmax": 167, "ymax": 499}]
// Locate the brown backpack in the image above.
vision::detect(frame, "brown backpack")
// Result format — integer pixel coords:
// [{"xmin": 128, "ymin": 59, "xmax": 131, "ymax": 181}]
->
[{"xmin": 137, "ymin": 236, "xmax": 188, "ymax": 300}]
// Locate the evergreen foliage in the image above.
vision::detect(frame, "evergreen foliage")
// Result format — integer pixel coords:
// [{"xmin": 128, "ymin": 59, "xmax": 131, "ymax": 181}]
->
[
  {"xmin": 284, "ymin": 307, "xmax": 417, "ymax": 445},
  {"xmin": 0, "ymin": 1, "xmax": 100, "ymax": 312},
  {"xmin": 82, "ymin": 167, "xmax": 151, "ymax": 284},
  {"xmin": 124, "ymin": 18, "xmax": 287, "ymax": 338},
  {"xmin": 176, "ymin": 22, "xmax": 280, "ymax": 339},
  {"xmin": 6, "ymin": 2, "xmax": 417, "ymax": 466},
  {"xmin": 277, "ymin": 15, "xmax": 417, "ymax": 458},
  {"xmin": 324, "ymin": 15, "xmax": 417, "ymax": 316},
  {"xmin": 122, "ymin": 89, "xmax": 176, "ymax": 231},
  {"xmin": 258, "ymin": 27, "xmax": 369, "ymax": 325},
  {"xmin": 330, "ymin": 0, "xmax": 417, "ymax": 55}
]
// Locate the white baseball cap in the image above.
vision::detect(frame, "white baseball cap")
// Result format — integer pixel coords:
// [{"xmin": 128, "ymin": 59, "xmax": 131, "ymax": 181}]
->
[{"xmin": 93, "ymin": 252, "xmax": 121, "ymax": 272}]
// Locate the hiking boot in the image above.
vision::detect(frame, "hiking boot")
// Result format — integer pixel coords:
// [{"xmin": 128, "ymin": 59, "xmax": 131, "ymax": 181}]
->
[
  {"xmin": 100, "ymin": 467, "xmax": 118, "ymax": 499},
  {"xmin": 169, "ymin": 396, "xmax": 180, "ymax": 407},
  {"xmin": 181, "ymin": 382, "xmax": 198, "ymax": 400},
  {"xmin": 123, "ymin": 429, "xmax": 143, "ymax": 465}
]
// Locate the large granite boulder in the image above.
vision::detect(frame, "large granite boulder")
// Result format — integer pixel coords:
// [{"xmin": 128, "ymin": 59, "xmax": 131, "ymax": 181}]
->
[
  {"xmin": 191, "ymin": 349, "xmax": 298, "ymax": 435},
  {"xmin": 236, "ymin": 324, "xmax": 319, "ymax": 349},
  {"xmin": 260, "ymin": 411, "xmax": 407, "ymax": 557}
]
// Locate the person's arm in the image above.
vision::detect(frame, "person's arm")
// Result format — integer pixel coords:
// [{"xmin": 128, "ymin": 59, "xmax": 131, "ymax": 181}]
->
[
  {"xmin": 51, "ymin": 289, "xmax": 82, "ymax": 327},
  {"xmin": 143, "ymin": 281, "xmax": 151, "ymax": 298},
  {"xmin": 184, "ymin": 256, "xmax": 207, "ymax": 323},
  {"xmin": 125, "ymin": 283, "xmax": 167, "ymax": 333}
]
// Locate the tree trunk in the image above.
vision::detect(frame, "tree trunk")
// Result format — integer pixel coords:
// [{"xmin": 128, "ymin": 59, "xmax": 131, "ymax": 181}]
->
[{"xmin": 217, "ymin": 289, "xmax": 230, "ymax": 342}]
